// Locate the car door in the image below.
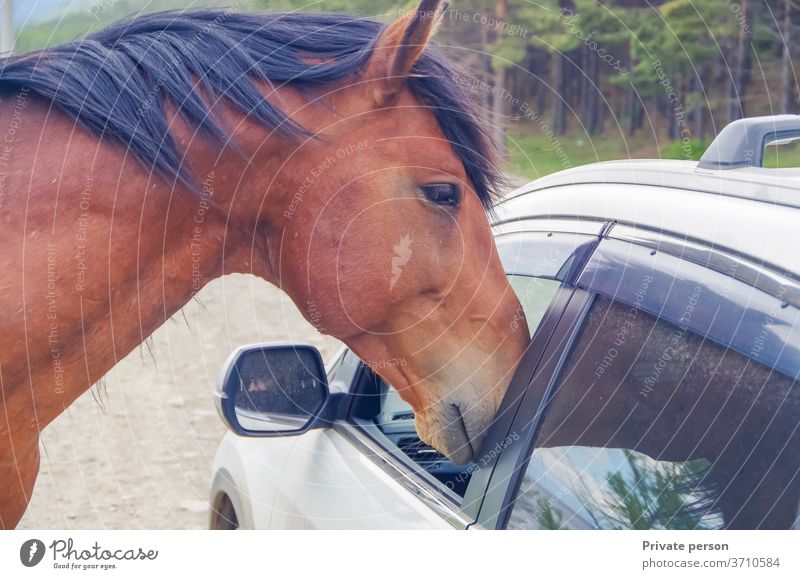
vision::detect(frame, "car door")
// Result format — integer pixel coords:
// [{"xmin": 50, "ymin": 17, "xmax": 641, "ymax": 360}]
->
[
  {"xmin": 475, "ymin": 225, "xmax": 800, "ymax": 529},
  {"xmin": 272, "ymin": 218, "xmax": 606, "ymax": 528}
]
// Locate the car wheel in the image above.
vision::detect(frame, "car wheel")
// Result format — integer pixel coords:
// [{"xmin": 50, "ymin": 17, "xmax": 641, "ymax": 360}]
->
[{"xmin": 210, "ymin": 493, "xmax": 239, "ymax": 530}]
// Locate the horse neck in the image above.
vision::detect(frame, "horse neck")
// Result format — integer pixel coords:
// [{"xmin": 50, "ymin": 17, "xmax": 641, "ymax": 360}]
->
[
  {"xmin": 0, "ymin": 85, "xmax": 304, "ymax": 433},
  {"xmin": 0, "ymin": 100, "xmax": 248, "ymax": 429}
]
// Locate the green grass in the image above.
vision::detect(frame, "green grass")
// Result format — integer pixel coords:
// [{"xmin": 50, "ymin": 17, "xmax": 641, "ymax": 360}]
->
[
  {"xmin": 763, "ymin": 142, "xmax": 800, "ymax": 169},
  {"xmin": 505, "ymin": 127, "xmax": 800, "ymax": 180},
  {"xmin": 504, "ymin": 128, "xmax": 708, "ymax": 180}
]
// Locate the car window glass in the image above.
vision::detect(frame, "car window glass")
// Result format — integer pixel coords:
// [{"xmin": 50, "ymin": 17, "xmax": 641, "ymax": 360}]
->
[
  {"xmin": 507, "ymin": 275, "xmax": 562, "ymax": 338},
  {"xmin": 579, "ymin": 238, "xmax": 800, "ymax": 379},
  {"xmin": 508, "ymin": 295, "xmax": 800, "ymax": 530},
  {"xmin": 496, "ymin": 231, "xmax": 595, "ymax": 280}
]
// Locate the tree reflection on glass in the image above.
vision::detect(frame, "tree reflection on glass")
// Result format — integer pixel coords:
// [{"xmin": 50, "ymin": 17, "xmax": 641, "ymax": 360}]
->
[
  {"xmin": 534, "ymin": 498, "xmax": 565, "ymax": 530},
  {"xmin": 580, "ymin": 450, "xmax": 722, "ymax": 530}
]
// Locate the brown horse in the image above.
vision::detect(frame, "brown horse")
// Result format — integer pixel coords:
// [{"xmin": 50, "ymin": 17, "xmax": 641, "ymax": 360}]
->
[{"xmin": 0, "ymin": 2, "xmax": 529, "ymax": 527}]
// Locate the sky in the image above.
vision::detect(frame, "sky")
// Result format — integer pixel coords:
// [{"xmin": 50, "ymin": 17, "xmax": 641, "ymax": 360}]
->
[{"xmin": 12, "ymin": 0, "xmax": 93, "ymax": 27}]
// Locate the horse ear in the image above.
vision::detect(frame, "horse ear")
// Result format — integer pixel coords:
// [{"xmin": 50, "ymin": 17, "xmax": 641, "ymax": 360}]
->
[{"xmin": 367, "ymin": 0, "xmax": 447, "ymax": 105}]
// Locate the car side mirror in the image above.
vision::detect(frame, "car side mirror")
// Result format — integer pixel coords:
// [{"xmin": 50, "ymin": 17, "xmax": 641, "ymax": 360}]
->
[{"xmin": 215, "ymin": 343, "xmax": 338, "ymax": 437}]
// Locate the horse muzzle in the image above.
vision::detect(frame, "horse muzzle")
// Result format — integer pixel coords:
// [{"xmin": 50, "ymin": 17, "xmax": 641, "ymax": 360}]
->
[{"xmin": 416, "ymin": 390, "xmax": 503, "ymax": 466}]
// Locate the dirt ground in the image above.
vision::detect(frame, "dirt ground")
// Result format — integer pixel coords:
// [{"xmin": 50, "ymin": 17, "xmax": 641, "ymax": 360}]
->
[{"xmin": 18, "ymin": 275, "xmax": 341, "ymax": 530}]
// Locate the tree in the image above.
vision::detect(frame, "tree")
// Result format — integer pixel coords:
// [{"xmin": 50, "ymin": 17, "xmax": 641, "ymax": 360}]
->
[
  {"xmin": 492, "ymin": 0, "xmax": 509, "ymax": 154},
  {"xmin": 772, "ymin": 0, "xmax": 799, "ymax": 113},
  {"xmin": 728, "ymin": 0, "xmax": 753, "ymax": 122}
]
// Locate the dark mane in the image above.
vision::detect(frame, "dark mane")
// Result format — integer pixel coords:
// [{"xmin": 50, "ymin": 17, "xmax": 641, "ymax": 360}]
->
[{"xmin": 0, "ymin": 9, "xmax": 503, "ymax": 208}]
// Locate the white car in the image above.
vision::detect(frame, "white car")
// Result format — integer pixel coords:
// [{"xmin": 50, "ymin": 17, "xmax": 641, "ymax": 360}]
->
[{"xmin": 209, "ymin": 115, "xmax": 800, "ymax": 530}]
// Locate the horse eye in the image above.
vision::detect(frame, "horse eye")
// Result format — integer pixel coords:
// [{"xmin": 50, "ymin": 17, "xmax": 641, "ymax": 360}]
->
[{"xmin": 420, "ymin": 183, "xmax": 461, "ymax": 207}]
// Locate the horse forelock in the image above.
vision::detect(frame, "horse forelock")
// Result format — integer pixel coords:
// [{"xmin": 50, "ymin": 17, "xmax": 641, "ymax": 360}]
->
[{"xmin": 0, "ymin": 9, "xmax": 504, "ymax": 210}]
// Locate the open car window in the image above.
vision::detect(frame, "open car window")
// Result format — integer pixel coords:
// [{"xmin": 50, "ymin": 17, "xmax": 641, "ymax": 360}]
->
[
  {"xmin": 349, "ymin": 273, "xmax": 565, "ymax": 503},
  {"xmin": 370, "ymin": 377, "xmax": 475, "ymax": 498},
  {"xmin": 345, "ymin": 365, "xmax": 473, "ymax": 504},
  {"xmin": 347, "ymin": 227, "xmax": 595, "ymax": 508}
]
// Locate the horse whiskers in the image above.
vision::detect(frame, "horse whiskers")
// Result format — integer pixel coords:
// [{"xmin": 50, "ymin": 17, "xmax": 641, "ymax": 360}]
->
[
  {"xmin": 137, "ymin": 337, "xmax": 157, "ymax": 369},
  {"xmin": 176, "ymin": 309, "xmax": 193, "ymax": 330},
  {"xmin": 191, "ymin": 295, "xmax": 210, "ymax": 315},
  {"xmin": 89, "ymin": 378, "xmax": 108, "ymax": 414}
]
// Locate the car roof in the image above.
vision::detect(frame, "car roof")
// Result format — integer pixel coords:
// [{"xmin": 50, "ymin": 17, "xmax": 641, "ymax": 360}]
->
[
  {"xmin": 507, "ymin": 159, "xmax": 800, "ymax": 210},
  {"xmin": 493, "ymin": 159, "xmax": 800, "ymax": 277}
]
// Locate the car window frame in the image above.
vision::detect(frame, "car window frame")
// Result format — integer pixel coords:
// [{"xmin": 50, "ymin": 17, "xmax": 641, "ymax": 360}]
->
[
  {"xmin": 476, "ymin": 225, "xmax": 800, "ymax": 529},
  {"xmin": 460, "ymin": 219, "xmax": 608, "ymax": 522},
  {"xmin": 466, "ymin": 221, "xmax": 609, "ymax": 520},
  {"xmin": 469, "ymin": 287, "xmax": 594, "ymax": 529}
]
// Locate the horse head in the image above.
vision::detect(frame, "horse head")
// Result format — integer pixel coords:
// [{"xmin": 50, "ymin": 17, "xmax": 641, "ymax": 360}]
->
[{"xmin": 240, "ymin": 0, "xmax": 530, "ymax": 464}]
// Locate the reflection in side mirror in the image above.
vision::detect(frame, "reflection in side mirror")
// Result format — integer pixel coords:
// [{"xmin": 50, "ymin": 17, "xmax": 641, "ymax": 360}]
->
[{"xmin": 216, "ymin": 343, "xmax": 331, "ymax": 437}]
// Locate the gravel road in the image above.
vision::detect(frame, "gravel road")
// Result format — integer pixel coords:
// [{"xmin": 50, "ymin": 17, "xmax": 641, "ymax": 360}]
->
[{"xmin": 18, "ymin": 275, "xmax": 342, "ymax": 529}]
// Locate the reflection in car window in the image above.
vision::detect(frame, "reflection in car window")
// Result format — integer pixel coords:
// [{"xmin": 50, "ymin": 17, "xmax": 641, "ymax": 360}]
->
[
  {"xmin": 507, "ymin": 275, "xmax": 562, "ymax": 338},
  {"xmin": 509, "ymin": 295, "xmax": 800, "ymax": 529},
  {"xmin": 496, "ymin": 231, "xmax": 594, "ymax": 280}
]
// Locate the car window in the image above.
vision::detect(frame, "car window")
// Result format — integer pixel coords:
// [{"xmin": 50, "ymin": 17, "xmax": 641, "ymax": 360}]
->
[
  {"xmin": 368, "ymin": 275, "xmax": 562, "ymax": 496},
  {"xmin": 351, "ymin": 266, "xmax": 568, "ymax": 502},
  {"xmin": 370, "ymin": 378, "xmax": 474, "ymax": 497},
  {"xmin": 350, "ymin": 229, "xmax": 592, "ymax": 504},
  {"xmin": 508, "ymin": 294, "xmax": 800, "ymax": 529}
]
